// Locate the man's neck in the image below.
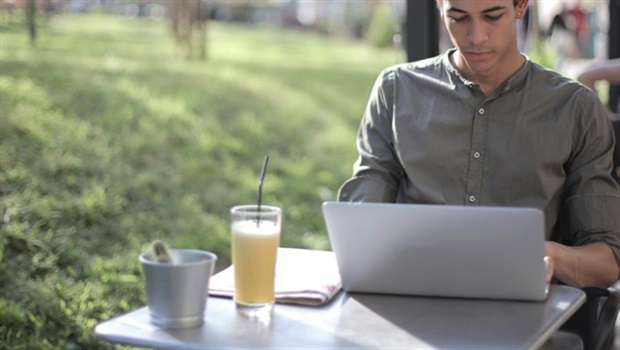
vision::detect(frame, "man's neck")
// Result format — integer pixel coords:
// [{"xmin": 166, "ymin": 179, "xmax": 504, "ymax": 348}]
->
[{"xmin": 451, "ymin": 50, "xmax": 526, "ymax": 96}]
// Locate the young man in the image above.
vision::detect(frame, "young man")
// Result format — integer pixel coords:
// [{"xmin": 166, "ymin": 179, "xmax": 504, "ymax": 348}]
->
[{"xmin": 338, "ymin": 0, "xmax": 620, "ymax": 288}]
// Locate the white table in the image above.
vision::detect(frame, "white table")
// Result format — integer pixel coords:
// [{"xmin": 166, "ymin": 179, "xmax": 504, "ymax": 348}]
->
[{"xmin": 95, "ymin": 284, "xmax": 585, "ymax": 349}]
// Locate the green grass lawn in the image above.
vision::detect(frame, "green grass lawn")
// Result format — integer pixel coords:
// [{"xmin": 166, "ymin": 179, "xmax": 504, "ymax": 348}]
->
[{"xmin": 0, "ymin": 12, "xmax": 401, "ymax": 349}]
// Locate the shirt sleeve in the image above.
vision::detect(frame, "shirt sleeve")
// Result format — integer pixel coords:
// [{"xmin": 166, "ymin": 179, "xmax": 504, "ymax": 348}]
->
[
  {"xmin": 560, "ymin": 88, "xmax": 620, "ymax": 266},
  {"xmin": 338, "ymin": 69, "xmax": 405, "ymax": 203}
]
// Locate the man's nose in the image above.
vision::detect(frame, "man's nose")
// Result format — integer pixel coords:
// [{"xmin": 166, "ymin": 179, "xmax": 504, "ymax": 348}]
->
[{"xmin": 468, "ymin": 20, "xmax": 489, "ymax": 45}]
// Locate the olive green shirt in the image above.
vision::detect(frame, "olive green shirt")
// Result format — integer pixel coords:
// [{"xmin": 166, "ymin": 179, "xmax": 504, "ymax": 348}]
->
[{"xmin": 339, "ymin": 49, "xmax": 620, "ymax": 265}]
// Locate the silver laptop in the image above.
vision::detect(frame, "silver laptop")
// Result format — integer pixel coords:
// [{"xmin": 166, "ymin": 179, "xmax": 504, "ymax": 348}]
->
[{"xmin": 322, "ymin": 201, "xmax": 548, "ymax": 301}]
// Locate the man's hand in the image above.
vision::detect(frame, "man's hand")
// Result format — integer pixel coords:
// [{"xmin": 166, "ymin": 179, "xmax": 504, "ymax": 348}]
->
[
  {"xmin": 545, "ymin": 241, "xmax": 620, "ymax": 288},
  {"xmin": 544, "ymin": 256, "xmax": 554, "ymax": 284}
]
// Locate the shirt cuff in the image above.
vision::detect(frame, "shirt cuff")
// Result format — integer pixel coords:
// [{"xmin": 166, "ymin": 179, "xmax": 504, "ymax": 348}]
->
[
  {"xmin": 565, "ymin": 194, "xmax": 620, "ymax": 266},
  {"xmin": 337, "ymin": 175, "xmax": 398, "ymax": 203}
]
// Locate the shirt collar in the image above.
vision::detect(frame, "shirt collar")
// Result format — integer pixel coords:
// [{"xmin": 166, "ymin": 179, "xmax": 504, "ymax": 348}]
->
[{"xmin": 443, "ymin": 48, "xmax": 532, "ymax": 93}]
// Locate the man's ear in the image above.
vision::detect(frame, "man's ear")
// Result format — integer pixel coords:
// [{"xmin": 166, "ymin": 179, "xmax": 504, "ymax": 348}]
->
[{"xmin": 516, "ymin": 0, "xmax": 529, "ymax": 18}]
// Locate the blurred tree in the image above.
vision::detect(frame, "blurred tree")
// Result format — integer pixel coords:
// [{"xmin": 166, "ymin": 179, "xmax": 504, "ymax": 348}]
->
[
  {"xmin": 169, "ymin": 0, "xmax": 210, "ymax": 61},
  {"xmin": 26, "ymin": 0, "xmax": 35, "ymax": 44}
]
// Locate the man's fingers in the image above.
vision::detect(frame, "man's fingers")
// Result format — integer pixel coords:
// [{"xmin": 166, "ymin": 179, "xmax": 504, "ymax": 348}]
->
[{"xmin": 544, "ymin": 256, "xmax": 554, "ymax": 283}]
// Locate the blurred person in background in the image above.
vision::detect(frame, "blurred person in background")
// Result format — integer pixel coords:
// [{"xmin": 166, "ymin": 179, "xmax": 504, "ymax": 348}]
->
[
  {"xmin": 547, "ymin": 4, "xmax": 580, "ymax": 70},
  {"xmin": 577, "ymin": 58, "xmax": 620, "ymax": 115}
]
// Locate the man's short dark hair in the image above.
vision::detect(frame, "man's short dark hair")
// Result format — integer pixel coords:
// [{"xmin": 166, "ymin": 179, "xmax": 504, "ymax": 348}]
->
[{"xmin": 435, "ymin": 0, "xmax": 522, "ymax": 10}]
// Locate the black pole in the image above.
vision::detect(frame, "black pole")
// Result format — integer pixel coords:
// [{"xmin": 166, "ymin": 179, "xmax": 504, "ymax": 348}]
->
[
  {"xmin": 405, "ymin": 0, "xmax": 439, "ymax": 62},
  {"xmin": 609, "ymin": 0, "xmax": 619, "ymax": 113}
]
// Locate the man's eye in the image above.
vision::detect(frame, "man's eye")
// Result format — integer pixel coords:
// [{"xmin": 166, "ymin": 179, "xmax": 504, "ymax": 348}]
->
[
  {"xmin": 485, "ymin": 14, "xmax": 502, "ymax": 21},
  {"xmin": 448, "ymin": 16, "xmax": 466, "ymax": 23}
]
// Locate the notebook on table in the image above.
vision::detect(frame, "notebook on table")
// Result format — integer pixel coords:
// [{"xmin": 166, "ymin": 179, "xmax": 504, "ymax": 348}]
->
[{"xmin": 322, "ymin": 201, "xmax": 548, "ymax": 301}]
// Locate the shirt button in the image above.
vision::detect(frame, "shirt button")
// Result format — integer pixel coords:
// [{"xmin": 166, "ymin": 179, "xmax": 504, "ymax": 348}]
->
[
  {"xmin": 473, "ymin": 152, "xmax": 481, "ymax": 159},
  {"xmin": 469, "ymin": 195, "xmax": 476, "ymax": 203},
  {"xmin": 478, "ymin": 108, "xmax": 485, "ymax": 115}
]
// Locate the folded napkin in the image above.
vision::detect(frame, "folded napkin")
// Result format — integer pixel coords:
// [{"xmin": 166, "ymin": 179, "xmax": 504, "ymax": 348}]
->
[{"xmin": 209, "ymin": 248, "xmax": 342, "ymax": 306}]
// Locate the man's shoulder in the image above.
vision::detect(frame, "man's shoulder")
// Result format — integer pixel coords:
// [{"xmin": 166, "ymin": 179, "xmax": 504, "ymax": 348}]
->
[
  {"xmin": 524, "ymin": 60, "xmax": 608, "ymax": 121},
  {"xmin": 527, "ymin": 60, "xmax": 583, "ymax": 89},
  {"xmin": 379, "ymin": 53, "xmax": 448, "ymax": 80},
  {"xmin": 526, "ymin": 60, "xmax": 597, "ymax": 99}
]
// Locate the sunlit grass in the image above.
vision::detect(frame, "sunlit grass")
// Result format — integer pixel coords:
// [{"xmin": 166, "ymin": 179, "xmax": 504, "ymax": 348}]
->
[{"xmin": 1, "ymin": 12, "xmax": 400, "ymax": 349}]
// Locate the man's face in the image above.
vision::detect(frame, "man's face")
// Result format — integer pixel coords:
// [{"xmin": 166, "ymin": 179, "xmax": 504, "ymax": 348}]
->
[{"xmin": 438, "ymin": 0, "xmax": 526, "ymax": 77}]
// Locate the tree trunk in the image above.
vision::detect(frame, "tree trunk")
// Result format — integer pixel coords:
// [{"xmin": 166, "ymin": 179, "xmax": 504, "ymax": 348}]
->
[{"xmin": 26, "ymin": 0, "xmax": 36, "ymax": 44}]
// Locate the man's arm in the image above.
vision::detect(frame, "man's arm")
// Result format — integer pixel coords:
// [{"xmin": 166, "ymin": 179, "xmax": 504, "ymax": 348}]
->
[
  {"xmin": 577, "ymin": 58, "xmax": 620, "ymax": 94},
  {"xmin": 338, "ymin": 69, "xmax": 403, "ymax": 203},
  {"xmin": 546, "ymin": 241, "xmax": 620, "ymax": 288},
  {"xmin": 552, "ymin": 88, "xmax": 620, "ymax": 289}
]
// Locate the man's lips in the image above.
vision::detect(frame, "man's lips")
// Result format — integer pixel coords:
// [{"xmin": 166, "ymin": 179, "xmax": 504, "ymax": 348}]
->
[{"xmin": 465, "ymin": 51, "xmax": 492, "ymax": 60}]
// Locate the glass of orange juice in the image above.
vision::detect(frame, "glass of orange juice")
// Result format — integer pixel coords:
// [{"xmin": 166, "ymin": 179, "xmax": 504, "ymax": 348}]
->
[{"xmin": 230, "ymin": 205, "xmax": 281, "ymax": 319}]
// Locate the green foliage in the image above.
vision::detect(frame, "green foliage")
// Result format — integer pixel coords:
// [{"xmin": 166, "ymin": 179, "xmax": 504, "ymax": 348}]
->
[
  {"xmin": 527, "ymin": 36, "xmax": 556, "ymax": 70},
  {"xmin": 367, "ymin": 3, "xmax": 398, "ymax": 49},
  {"xmin": 0, "ymin": 13, "xmax": 397, "ymax": 349}
]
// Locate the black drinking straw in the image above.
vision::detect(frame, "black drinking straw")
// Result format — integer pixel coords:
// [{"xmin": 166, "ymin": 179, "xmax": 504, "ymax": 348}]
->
[{"xmin": 256, "ymin": 155, "xmax": 269, "ymax": 227}]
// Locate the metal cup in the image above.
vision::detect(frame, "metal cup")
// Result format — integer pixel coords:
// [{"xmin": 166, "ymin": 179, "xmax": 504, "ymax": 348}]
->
[{"xmin": 140, "ymin": 249, "xmax": 217, "ymax": 328}]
